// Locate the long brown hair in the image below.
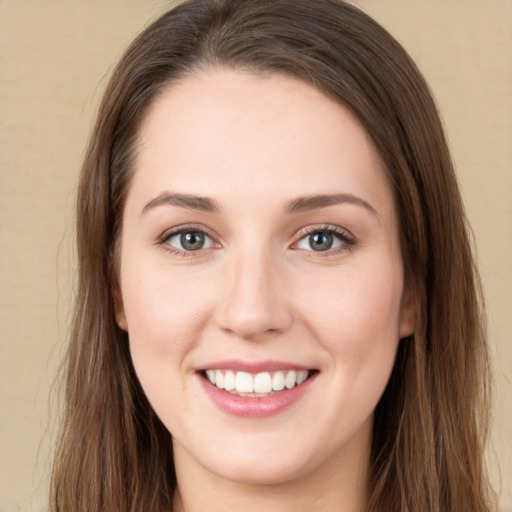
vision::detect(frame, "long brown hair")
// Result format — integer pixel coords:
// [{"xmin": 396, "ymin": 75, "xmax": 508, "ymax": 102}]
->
[{"xmin": 51, "ymin": 1, "xmax": 495, "ymax": 510}]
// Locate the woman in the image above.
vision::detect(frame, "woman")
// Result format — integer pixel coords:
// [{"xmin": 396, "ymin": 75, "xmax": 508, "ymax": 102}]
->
[{"xmin": 50, "ymin": 0, "xmax": 495, "ymax": 511}]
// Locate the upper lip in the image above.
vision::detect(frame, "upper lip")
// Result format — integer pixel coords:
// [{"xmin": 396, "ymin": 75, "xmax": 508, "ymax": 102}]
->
[{"xmin": 198, "ymin": 359, "xmax": 314, "ymax": 373}]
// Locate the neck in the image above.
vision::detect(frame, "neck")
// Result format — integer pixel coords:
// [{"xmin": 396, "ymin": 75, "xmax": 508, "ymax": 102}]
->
[{"xmin": 171, "ymin": 436, "xmax": 370, "ymax": 512}]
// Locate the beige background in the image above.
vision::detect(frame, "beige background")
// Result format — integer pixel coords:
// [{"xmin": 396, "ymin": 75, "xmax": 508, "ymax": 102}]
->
[{"xmin": 0, "ymin": 1, "xmax": 510, "ymax": 511}]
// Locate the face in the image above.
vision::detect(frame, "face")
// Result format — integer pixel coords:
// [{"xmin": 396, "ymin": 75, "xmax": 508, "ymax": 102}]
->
[{"xmin": 116, "ymin": 69, "xmax": 414, "ymax": 487}]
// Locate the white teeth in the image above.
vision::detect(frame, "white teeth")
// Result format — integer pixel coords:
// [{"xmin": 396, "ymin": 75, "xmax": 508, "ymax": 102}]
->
[
  {"xmin": 235, "ymin": 371, "xmax": 254, "ymax": 393},
  {"xmin": 205, "ymin": 369, "xmax": 311, "ymax": 394},
  {"xmin": 272, "ymin": 371, "xmax": 285, "ymax": 391},
  {"xmin": 254, "ymin": 372, "xmax": 272, "ymax": 393},
  {"xmin": 206, "ymin": 370, "xmax": 216, "ymax": 385},
  {"xmin": 297, "ymin": 370, "xmax": 308, "ymax": 385},
  {"xmin": 285, "ymin": 370, "xmax": 297, "ymax": 389},
  {"xmin": 215, "ymin": 369, "xmax": 224, "ymax": 389},
  {"xmin": 223, "ymin": 370, "xmax": 235, "ymax": 391}
]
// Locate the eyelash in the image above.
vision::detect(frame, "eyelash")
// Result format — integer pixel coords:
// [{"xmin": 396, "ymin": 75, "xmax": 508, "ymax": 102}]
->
[
  {"xmin": 292, "ymin": 224, "xmax": 356, "ymax": 256},
  {"xmin": 157, "ymin": 224, "xmax": 356, "ymax": 258},
  {"xmin": 157, "ymin": 224, "xmax": 218, "ymax": 258}
]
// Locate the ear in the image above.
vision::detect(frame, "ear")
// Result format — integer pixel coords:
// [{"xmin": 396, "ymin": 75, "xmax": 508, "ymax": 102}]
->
[
  {"xmin": 399, "ymin": 283, "xmax": 416, "ymax": 339},
  {"xmin": 113, "ymin": 279, "xmax": 128, "ymax": 332}
]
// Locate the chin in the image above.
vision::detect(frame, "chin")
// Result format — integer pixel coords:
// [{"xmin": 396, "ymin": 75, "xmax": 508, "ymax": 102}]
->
[
  {"xmin": 206, "ymin": 455, "xmax": 312, "ymax": 486},
  {"xmin": 174, "ymin": 433, "xmax": 315, "ymax": 486}
]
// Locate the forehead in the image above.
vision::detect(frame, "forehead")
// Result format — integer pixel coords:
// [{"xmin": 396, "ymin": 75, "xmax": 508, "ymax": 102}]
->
[{"xmin": 130, "ymin": 68, "xmax": 394, "ymax": 218}]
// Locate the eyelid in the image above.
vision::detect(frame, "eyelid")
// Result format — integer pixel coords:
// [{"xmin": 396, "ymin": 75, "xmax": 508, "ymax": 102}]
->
[
  {"xmin": 291, "ymin": 224, "xmax": 356, "ymax": 252},
  {"xmin": 156, "ymin": 223, "xmax": 355, "ymax": 257},
  {"xmin": 157, "ymin": 224, "xmax": 221, "ymax": 255}
]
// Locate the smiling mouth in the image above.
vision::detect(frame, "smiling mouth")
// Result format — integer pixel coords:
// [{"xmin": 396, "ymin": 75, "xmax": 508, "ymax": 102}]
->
[{"xmin": 201, "ymin": 369, "xmax": 317, "ymax": 397}]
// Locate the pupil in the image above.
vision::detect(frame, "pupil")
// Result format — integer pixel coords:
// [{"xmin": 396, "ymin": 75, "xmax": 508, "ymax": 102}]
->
[
  {"xmin": 181, "ymin": 232, "xmax": 204, "ymax": 251},
  {"xmin": 310, "ymin": 232, "xmax": 333, "ymax": 251}
]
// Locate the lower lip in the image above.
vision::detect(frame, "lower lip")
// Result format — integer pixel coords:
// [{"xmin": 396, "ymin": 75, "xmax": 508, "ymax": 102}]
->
[{"xmin": 198, "ymin": 373, "xmax": 317, "ymax": 418}]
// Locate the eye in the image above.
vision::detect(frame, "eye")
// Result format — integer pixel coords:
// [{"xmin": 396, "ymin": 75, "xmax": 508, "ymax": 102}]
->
[
  {"xmin": 294, "ymin": 227, "xmax": 354, "ymax": 253},
  {"xmin": 165, "ymin": 229, "xmax": 214, "ymax": 252}
]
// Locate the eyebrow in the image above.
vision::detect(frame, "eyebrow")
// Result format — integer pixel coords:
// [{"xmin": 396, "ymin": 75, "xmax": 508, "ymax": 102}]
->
[
  {"xmin": 284, "ymin": 193, "xmax": 378, "ymax": 216},
  {"xmin": 141, "ymin": 191, "xmax": 377, "ymax": 217},
  {"xmin": 142, "ymin": 192, "xmax": 221, "ymax": 215}
]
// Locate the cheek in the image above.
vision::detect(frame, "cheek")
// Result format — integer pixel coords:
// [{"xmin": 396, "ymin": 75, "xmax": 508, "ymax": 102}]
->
[
  {"xmin": 123, "ymin": 273, "xmax": 211, "ymax": 352},
  {"xmin": 295, "ymin": 258, "xmax": 404, "ymax": 375},
  {"xmin": 301, "ymin": 262, "xmax": 402, "ymax": 329},
  {"xmin": 119, "ymin": 263, "xmax": 218, "ymax": 422},
  {"xmin": 305, "ymin": 263, "xmax": 404, "ymax": 432}
]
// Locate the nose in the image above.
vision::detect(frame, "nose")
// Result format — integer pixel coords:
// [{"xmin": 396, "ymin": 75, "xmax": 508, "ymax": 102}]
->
[{"xmin": 214, "ymin": 248, "xmax": 294, "ymax": 341}]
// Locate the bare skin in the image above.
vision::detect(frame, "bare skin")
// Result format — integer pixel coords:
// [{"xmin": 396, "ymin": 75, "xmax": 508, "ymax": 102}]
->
[{"xmin": 115, "ymin": 69, "xmax": 414, "ymax": 512}]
